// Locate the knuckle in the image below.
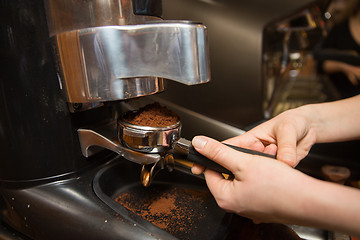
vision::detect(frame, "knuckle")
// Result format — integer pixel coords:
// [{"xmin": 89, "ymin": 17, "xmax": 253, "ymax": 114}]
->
[
  {"xmin": 206, "ymin": 143, "xmax": 227, "ymax": 161},
  {"xmin": 277, "ymin": 119, "xmax": 295, "ymax": 131},
  {"xmin": 216, "ymin": 197, "xmax": 231, "ymax": 211}
]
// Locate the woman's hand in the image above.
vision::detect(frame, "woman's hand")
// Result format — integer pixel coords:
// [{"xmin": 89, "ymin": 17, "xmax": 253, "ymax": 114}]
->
[
  {"xmin": 323, "ymin": 60, "xmax": 360, "ymax": 85},
  {"xmin": 193, "ymin": 96, "xmax": 360, "ymax": 171},
  {"xmin": 342, "ymin": 63, "xmax": 360, "ymax": 86},
  {"xmin": 221, "ymin": 96, "xmax": 360, "ymax": 168},
  {"xmin": 190, "ymin": 96, "xmax": 360, "ymax": 236},
  {"xmin": 191, "ymin": 136, "xmax": 312, "ymax": 224},
  {"xmin": 224, "ymin": 107, "xmax": 317, "ymax": 167},
  {"xmin": 191, "ymin": 136, "xmax": 360, "ymax": 237}
]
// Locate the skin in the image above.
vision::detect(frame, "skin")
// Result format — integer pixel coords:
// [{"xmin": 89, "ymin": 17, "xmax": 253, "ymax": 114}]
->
[
  {"xmin": 191, "ymin": 95, "xmax": 360, "ymax": 237},
  {"xmin": 323, "ymin": 60, "xmax": 360, "ymax": 86},
  {"xmin": 322, "ymin": 10, "xmax": 360, "ymax": 86}
]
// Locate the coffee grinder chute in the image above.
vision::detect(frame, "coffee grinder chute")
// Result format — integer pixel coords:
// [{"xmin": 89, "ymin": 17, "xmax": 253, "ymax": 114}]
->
[{"xmin": 45, "ymin": 0, "xmax": 210, "ymax": 105}]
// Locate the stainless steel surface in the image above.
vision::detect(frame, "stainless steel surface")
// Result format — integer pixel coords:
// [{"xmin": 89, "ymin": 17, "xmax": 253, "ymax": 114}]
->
[
  {"xmin": 120, "ymin": 96, "xmax": 246, "ymax": 140},
  {"xmin": 77, "ymin": 122, "xmax": 200, "ymax": 186},
  {"xmin": 118, "ymin": 114, "xmax": 209, "ymax": 159},
  {"xmin": 77, "ymin": 98, "xmax": 247, "ymax": 165},
  {"xmin": 261, "ymin": 4, "xmax": 338, "ymax": 118},
  {"xmin": 44, "ymin": 0, "xmax": 160, "ymax": 36},
  {"xmin": 46, "ymin": 0, "xmax": 210, "ymax": 104},
  {"xmin": 276, "ymin": 9, "xmax": 318, "ymax": 75},
  {"xmin": 288, "ymin": 225, "xmax": 331, "ymax": 240},
  {"xmin": 54, "ymin": 21, "xmax": 210, "ymax": 103},
  {"xmin": 118, "ymin": 118, "xmax": 181, "ymax": 153},
  {"xmin": 172, "ymin": 138, "xmax": 192, "ymax": 155},
  {"xmin": 276, "ymin": 9, "xmax": 318, "ymax": 32},
  {"xmin": 264, "ymin": 59, "xmax": 340, "ymax": 118},
  {"xmin": 77, "ymin": 122, "xmax": 161, "ymax": 165},
  {"xmin": 118, "ymin": 107, "xmax": 238, "ymax": 155},
  {"xmin": 140, "ymin": 154, "xmax": 202, "ymax": 187}
]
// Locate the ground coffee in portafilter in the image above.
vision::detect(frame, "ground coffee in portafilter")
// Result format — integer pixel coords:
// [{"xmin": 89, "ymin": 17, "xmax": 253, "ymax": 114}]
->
[{"xmin": 122, "ymin": 102, "xmax": 180, "ymax": 127}]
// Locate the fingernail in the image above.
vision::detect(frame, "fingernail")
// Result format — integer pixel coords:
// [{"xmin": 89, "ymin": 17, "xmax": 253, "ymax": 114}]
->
[{"xmin": 192, "ymin": 136, "xmax": 207, "ymax": 149}]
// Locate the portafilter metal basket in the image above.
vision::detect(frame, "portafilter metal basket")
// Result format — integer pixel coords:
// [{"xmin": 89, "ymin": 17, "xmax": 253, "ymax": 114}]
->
[{"xmin": 118, "ymin": 118, "xmax": 181, "ymax": 154}]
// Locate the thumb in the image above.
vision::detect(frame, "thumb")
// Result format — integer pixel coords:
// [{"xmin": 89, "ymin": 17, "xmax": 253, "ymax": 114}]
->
[
  {"xmin": 192, "ymin": 136, "xmax": 246, "ymax": 173},
  {"xmin": 275, "ymin": 126, "xmax": 298, "ymax": 167}
]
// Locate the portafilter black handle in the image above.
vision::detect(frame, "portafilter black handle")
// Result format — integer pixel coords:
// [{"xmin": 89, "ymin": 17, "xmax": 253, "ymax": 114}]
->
[{"xmin": 188, "ymin": 143, "xmax": 276, "ymax": 177}]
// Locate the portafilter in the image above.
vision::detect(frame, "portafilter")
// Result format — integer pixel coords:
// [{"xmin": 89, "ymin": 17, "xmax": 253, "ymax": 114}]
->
[
  {"xmin": 77, "ymin": 109, "xmax": 275, "ymax": 187},
  {"xmin": 117, "ymin": 115, "xmax": 275, "ymax": 186}
]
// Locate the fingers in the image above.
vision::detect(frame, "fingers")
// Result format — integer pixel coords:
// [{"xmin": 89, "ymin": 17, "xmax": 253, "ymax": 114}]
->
[
  {"xmin": 222, "ymin": 134, "xmax": 268, "ymax": 153},
  {"xmin": 222, "ymin": 135, "xmax": 242, "ymax": 145},
  {"xmin": 222, "ymin": 130, "xmax": 279, "ymax": 160},
  {"xmin": 192, "ymin": 136, "xmax": 249, "ymax": 173},
  {"xmin": 203, "ymin": 169, "xmax": 233, "ymax": 211},
  {"xmin": 203, "ymin": 168, "xmax": 227, "ymax": 189},
  {"xmin": 191, "ymin": 163, "xmax": 205, "ymax": 175},
  {"xmin": 345, "ymin": 65, "xmax": 360, "ymax": 85},
  {"xmin": 274, "ymin": 124, "xmax": 298, "ymax": 167},
  {"xmin": 263, "ymin": 143, "xmax": 278, "ymax": 156},
  {"xmin": 348, "ymin": 73, "xmax": 358, "ymax": 86}
]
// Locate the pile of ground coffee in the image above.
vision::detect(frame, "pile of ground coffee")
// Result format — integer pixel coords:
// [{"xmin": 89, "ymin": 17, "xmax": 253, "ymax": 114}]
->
[
  {"xmin": 122, "ymin": 102, "xmax": 180, "ymax": 127},
  {"xmin": 114, "ymin": 184, "xmax": 212, "ymax": 240}
]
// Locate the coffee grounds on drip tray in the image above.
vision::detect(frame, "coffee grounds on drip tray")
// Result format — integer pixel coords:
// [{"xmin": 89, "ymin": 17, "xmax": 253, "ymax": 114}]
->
[
  {"xmin": 122, "ymin": 102, "xmax": 180, "ymax": 127},
  {"xmin": 114, "ymin": 185, "xmax": 212, "ymax": 240}
]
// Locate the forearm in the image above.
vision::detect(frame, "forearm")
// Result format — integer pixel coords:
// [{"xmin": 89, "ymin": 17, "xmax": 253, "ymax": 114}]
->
[
  {"xmin": 298, "ymin": 95, "xmax": 360, "ymax": 143},
  {"xmin": 193, "ymin": 136, "xmax": 360, "ymax": 236},
  {"xmin": 322, "ymin": 60, "xmax": 348, "ymax": 74},
  {"xmin": 287, "ymin": 175, "xmax": 360, "ymax": 237}
]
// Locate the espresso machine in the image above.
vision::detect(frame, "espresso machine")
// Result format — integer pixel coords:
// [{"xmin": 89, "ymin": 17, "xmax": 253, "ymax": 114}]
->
[
  {"xmin": 0, "ymin": 0, "xmax": 238, "ymax": 239},
  {"xmin": 2, "ymin": 0, "xmax": 353, "ymax": 239}
]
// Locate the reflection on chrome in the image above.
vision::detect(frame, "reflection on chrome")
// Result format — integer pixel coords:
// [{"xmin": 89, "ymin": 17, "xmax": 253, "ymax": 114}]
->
[{"xmin": 54, "ymin": 22, "xmax": 210, "ymax": 103}]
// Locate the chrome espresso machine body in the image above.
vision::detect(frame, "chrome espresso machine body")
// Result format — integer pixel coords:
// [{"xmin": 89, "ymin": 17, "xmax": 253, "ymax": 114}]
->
[{"xmin": 0, "ymin": 0, "xmax": 222, "ymax": 239}]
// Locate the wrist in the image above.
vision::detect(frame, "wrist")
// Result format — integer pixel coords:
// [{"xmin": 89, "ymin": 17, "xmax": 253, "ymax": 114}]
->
[{"xmin": 294, "ymin": 104, "xmax": 321, "ymax": 143}]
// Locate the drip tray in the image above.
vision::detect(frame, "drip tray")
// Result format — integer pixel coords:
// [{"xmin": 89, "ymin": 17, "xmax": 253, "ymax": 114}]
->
[{"xmin": 93, "ymin": 159, "xmax": 232, "ymax": 240}]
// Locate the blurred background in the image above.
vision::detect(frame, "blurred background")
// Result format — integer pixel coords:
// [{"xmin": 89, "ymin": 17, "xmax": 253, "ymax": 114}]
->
[{"xmin": 158, "ymin": 0, "xmax": 358, "ymax": 128}]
